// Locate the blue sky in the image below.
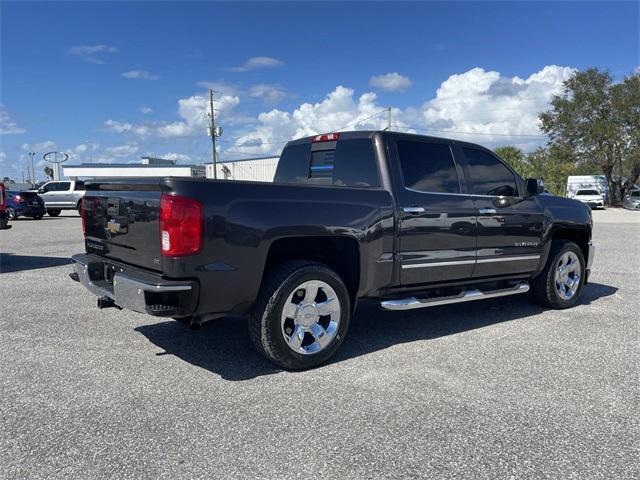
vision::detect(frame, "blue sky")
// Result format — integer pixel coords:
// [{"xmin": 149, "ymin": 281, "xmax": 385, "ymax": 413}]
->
[{"xmin": 1, "ymin": 1, "xmax": 638, "ymax": 181}]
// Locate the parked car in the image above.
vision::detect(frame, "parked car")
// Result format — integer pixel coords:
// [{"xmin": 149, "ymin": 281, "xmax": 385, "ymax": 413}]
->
[
  {"xmin": 566, "ymin": 175, "xmax": 609, "ymax": 202},
  {"xmin": 5, "ymin": 190, "xmax": 46, "ymax": 219},
  {"xmin": 34, "ymin": 180, "xmax": 86, "ymax": 216},
  {"xmin": 0, "ymin": 182, "xmax": 9, "ymax": 229},
  {"xmin": 623, "ymin": 189, "xmax": 640, "ymax": 210},
  {"xmin": 572, "ymin": 189, "xmax": 605, "ymax": 209},
  {"xmin": 71, "ymin": 131, "xmax": 595, "ymax": 370}
]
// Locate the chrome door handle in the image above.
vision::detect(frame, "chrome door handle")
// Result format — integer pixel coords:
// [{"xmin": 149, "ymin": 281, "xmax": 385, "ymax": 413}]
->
[
  {"xmin": 478, "ymin": 208, "xmax": 497, "ymax": 214},
  {"xmin": 403, "ymin": 206, "xmax": 425, "ymax": 214}
]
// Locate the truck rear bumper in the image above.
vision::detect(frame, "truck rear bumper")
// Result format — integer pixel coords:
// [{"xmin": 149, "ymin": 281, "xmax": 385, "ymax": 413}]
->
[{"xmin": 70, "ymin": 253, "xmax": 198, "ymax": 317}]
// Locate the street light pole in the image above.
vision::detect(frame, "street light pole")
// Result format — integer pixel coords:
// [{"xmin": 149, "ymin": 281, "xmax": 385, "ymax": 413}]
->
[{"xmin": 28, "ymin": 152, "xmax": 36, "ymax": 186}]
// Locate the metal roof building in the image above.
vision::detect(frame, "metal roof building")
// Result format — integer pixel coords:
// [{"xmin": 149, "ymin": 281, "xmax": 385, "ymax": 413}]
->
[
  {"xmin": 206, "ymin": 156, "xmax": 279, "ymax": 182},
  {"xmin": 63, "ymin": 157, "xmax": 206, "ymax": 179}
]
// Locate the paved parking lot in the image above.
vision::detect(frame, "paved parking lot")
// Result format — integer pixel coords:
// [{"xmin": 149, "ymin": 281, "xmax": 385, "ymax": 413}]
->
[{"xmin": 1, "ymin": 209, "xmax": 638, "ymax": 479}]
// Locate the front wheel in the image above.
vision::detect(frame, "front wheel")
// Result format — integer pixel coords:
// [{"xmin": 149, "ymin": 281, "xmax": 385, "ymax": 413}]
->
[
  {"xmin": 7, "ymin": 208, "xmax": 17, "ymax": 220},
  {"xmin": 531, "ymin": 240, "xmax": 585, "ymax": 309},
  {"xmin": 47, "ymin": 209, "xmax": 61, "ymax": 217},
  {"xmin": 249, "ymin": 261, "xmax": 351, "ymax": 370}
]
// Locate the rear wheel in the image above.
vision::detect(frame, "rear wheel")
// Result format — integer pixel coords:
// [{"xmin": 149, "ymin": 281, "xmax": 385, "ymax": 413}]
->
[
  {"xmin": 0, "ymin": 215, "xmax": 8, "ymax": 229},
  {"xmin": 47, "ymin": 209, "xmax": 61, "ymax": 217},
  {"xmin": 531, "ymin": 240, "xmax": 585, "ymax": 309},
  {"xmin": 249, "ymin": 261, "xmax": 351, "ymax": 370},
  {"xmin": 33, "ymin": 214, "xmax": 44, "ymax": 220}
]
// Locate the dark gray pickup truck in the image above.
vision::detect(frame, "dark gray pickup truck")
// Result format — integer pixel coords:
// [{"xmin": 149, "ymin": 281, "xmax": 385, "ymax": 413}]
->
[{"xmin": 71, "ymin": 131, "xmax": 595, "ymax": 369}]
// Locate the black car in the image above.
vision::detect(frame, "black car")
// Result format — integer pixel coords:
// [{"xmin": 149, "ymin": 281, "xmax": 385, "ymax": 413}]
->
[
  {"xmin": 6, "ymin": 190, "xmax": 46, "ymax": 219},
  {"xmin": 71, "ymin": 131, "xmax": 595, "ymax": 370}
]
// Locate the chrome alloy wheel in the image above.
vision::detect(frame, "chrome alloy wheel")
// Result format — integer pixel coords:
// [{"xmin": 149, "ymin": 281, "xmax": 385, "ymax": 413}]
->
[
  {"xmin": 280, "ymin": 280, "xmax": 341, "ymax": 355},
  {"xmin": 555, "ymin": 251, "xmax": 581, "ymax": 300}
]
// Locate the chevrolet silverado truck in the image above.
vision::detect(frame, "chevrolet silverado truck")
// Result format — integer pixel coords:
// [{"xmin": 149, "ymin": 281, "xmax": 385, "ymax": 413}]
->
[{"xmin": 71, "ymin": 131, "xmax": 595, "ymax": 370}]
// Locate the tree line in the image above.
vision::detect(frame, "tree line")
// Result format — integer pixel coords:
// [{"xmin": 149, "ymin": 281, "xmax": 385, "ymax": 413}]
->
[{"xmin": 496, "ymin": 68, "xmax": 639, "ymax": 204}]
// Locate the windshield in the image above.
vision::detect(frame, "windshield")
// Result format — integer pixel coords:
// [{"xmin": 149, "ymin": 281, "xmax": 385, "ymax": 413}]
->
[
  {"xmin": 630, "ymin": 191, "xmax": 640, "ymax": 197},
  {"xmin": 576, "ymin": 189, "xmax": 599, "ymax": 196}
]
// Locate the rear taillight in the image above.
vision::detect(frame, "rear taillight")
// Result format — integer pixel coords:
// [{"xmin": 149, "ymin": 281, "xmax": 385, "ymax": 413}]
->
[
  {"xmin": 312, "ymin": 132, "xmax": 339, "ymax": 143},
  {"xmin": 81, "ymin": 198, "xmax": 86, "ymax": 236},
  {"xmin": 159, "ymin": 194, "xmax": 203, "ymax": 257}
]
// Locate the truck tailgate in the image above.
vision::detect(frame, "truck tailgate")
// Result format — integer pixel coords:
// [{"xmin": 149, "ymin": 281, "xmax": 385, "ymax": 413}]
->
[{"xmin": 83, "ymin": 186, "xmax": 164, "ymax": 272}]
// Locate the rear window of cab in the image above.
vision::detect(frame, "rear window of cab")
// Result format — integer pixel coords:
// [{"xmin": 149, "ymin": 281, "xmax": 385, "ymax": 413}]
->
[{"xmin": 275, "ymin": 139, "xmax": 380, "ymax": 188}]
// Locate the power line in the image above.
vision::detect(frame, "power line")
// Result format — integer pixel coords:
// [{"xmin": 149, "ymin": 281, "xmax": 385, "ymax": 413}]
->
[{"xmin": 391, "ymin": 124, "xmax": 546, "ymax": 138}]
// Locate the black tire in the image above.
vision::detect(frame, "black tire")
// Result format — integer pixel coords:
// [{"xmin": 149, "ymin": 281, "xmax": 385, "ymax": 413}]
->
[
  {"xmin": 249, "ymin": 261, "xmax": 351, "ymax": 370},
  {"xmin": 531, "ymin": 240, "xmax": 585, "ymax": 309},
  {"xmin": 77, "ymin": 202, "xmax": 83, "ymax": 215},
  {"xmin": 33, "ymin": 214, "xmax": 44, "ymax": 220},
  {"xmin": 47, "ymin": 209, "xmax": 61, "ymax": 217},
  {"xmin": 0, "ymin": 215, "xmax": 8, "ymax": 229},
  {"xmin": 7, "ymin": 208, "xmax": 17, "ymax": 220}
]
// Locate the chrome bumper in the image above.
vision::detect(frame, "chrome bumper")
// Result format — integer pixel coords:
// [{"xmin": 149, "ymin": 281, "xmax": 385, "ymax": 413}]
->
[{"xmin": 71, "ymin": 253, "xmax": 197, "ymax": 316}]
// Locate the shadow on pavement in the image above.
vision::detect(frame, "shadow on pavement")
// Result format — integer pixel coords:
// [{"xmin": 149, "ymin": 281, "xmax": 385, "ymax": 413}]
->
[
  {"xmin": 135, "ymin": 281, "xmax": 617, "ymax": 382},
  {"xmin": 0, "ymin": 253, "xmax": 71, "ymax": 273}
]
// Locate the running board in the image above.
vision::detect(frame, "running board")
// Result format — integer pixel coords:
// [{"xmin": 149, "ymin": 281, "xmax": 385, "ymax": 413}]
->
[{"xmin": 380, "ymin": 282, "xmax": 530, "ymax": 311}]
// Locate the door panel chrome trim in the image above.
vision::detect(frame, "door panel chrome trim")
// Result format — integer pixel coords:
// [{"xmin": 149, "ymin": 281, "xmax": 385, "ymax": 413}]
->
[
  {"xmin": 402, "ymin": 254, "xmax": 540, "ymax": 269},
  {"xmin": 402, "ymin": 259, "xmax": 476, "ymax": 269},
  {"xmin": 476, "ymin": 255, "xmax": 540, "ymax": 264}
]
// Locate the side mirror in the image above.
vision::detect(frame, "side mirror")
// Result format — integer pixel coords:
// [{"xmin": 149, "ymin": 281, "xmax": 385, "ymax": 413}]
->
[
  {"xmin": 525, "ymin": 178, "xmax": 544, "ymax": 196},
  {"xmin": 37, "ymin": 188, "xmax": 46, "ymax": 194}
]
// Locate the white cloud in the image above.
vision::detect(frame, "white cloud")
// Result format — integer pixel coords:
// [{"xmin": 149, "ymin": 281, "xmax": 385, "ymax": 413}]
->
[
  {"xmin": 634, "ymin": 66, "xmax": 640, "ymax": 75},
  {"xmin": 0, "ymin": 152, "xmax": 6, "ymax": 163},
  {"xmin": 106, "ymin": 144, "xmax": 139, "ymax": 157},
  {"xmin": 226, "ymin": 86, "xmax": 390, "ymax": 157},
  {"xmin": 228, "ymin": 56, "xmax": 283, "ymax": 72},
  {"xmin": 106, "ymin": 93, "xmax": 240, "ymax": 139},
  {"xmin": 369, "ymin": 72, "xmax": 413, "ymax": 92},
  {"xmin": 1, "ymin": 106, "xmax": 26, "ymax": 134},
  {"xmin": 224, "ymin": 65, "xmax": 575, "ymax": 156},
  {"xmin": 196, "ymin": 81, "xmax": 239, "ymax": 96},
  {"xmin": 162, "ymin": 152, "xmax": 191, "ymax": 162},
  {"xmin": 122, "ymin": 70, "xmax": 159, "ymax": 80},
  {"xmin": 69, "ymin": 44, "xmax": 117, "ymax": 64},
  {"xmin": 104, "ymin": 120, "xmax": 152, "ymax": 137},
  {"xmin": 249, "ymin": 84, "xmax": 287, "ymax": 104},
  {"xmin": 140, "ymin": 106, "xmax": 153, "ymax": 114},
  {"xmin": 21, "ymin": 140, "xmax": 56, "ymax": 152},
  {"xmin": 419, "ymin": 65, "xmax": 575, "ymax": 149}
]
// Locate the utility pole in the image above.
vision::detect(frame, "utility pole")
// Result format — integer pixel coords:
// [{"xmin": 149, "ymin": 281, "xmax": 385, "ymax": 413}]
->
[
  {"xmin": 28, "ymin": 152, "xmax": 36, "ymax": 186},
  {"xmin": 89, "ymin": 143, "xmax": 93, "ymax": 163},
  {"xmin": 386, "ymin": 107, "xmax": 392, "ymax": 131},
  {"xmin": 208, "ymin": 89, "xmax": 218, "ymax": 179}
]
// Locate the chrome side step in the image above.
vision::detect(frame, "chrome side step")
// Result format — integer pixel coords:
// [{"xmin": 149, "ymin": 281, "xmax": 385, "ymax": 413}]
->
[{"xmin": 380, "ymin": 282, "xmax": 530, "ymax": 311}]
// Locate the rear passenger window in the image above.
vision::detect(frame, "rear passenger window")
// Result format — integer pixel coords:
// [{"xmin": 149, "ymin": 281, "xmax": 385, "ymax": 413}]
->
[
  {"xmin": 462, "ymin": 148, "xmax": 518, "ymax": 197},
  {"xmin": 274, "ymin": 143, "xmax": 312, "ymax": 184},
  {"xmin": 397, "ymin": 141, "xmax": 460, "ymax": 193}
]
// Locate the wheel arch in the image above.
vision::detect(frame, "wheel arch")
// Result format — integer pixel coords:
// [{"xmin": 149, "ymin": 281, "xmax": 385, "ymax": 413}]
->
[{"xmin": 263, "ymin": 236, "xmax": 361, "ymax": 309}]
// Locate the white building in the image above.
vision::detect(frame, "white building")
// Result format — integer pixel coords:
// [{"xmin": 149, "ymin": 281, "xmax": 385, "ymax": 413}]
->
[
  {"xmin": 63, "ymin": 157, "xmax": 206, "ymax": 180},
  {"xmin": 206, "ymin": 156, "xmax": 279, "ymax": 182}
]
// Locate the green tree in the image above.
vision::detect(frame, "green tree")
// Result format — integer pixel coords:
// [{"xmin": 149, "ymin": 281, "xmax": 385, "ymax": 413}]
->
[
  {"xmin": 494, "ymin": 146, "xmax": 530, "ymax": 177},
  {"xmin": 43, "ymin": 166, "xmax": 54, "ymax": 180},
  {"xmin": 539, "ymin": 68, "xmax": 640, "ymax": 205}
]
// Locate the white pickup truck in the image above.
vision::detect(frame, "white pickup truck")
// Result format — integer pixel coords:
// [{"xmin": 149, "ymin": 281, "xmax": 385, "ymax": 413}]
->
[{"xmin": 34, "ymin": 180, "xmax": 86, "ymax": 216}]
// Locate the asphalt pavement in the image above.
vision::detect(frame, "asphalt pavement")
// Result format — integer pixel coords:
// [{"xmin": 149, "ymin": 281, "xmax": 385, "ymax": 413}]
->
[{"xmin": 1, "ymin": 209, "xmax": 638, "ymax": 479}]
